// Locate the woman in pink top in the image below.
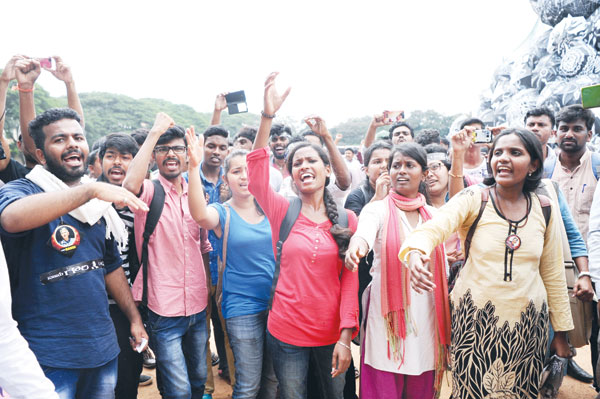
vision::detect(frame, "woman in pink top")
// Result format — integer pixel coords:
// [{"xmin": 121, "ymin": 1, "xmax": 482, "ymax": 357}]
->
[{"xmin": 247, "ymin": 73, "xmax": 358, "ymax": 399}]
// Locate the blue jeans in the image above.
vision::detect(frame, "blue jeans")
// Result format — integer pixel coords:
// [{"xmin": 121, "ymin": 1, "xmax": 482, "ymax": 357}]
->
[
  {"xmin": 41, "ymin": 357, "xmax": 118, "ymax": 399},
  {"xmin": 148, "ymin": 309, "xmax": 208, "ymax": 399},
  {"xmin": 226, "ymin": 311, "xmax": 278, "ymax": 399},
  {"xmin": 266, "ymin": 330, "xmax": 345, "ymax": 399}
]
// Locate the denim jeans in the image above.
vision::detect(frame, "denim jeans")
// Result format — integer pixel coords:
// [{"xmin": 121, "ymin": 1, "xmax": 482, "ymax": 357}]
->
[
  {"xmin": 41, "ymin": 356, "xmax": 118, "ymax": 399},
  {"xmin": 148, "ymin": 309, "xmax": 208, "ymax": 399},
  {"xmin": 266, "ymin": 330, "xmax": 345, "ymax": 399},
  {"xmin": 226, "ymin": 311, "xmax": 278, "ymax": 399}
]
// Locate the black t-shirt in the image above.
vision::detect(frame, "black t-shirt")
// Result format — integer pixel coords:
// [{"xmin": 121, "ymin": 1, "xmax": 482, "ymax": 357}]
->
[{"xmin": 0, "ymin": 159, "xmax": 31, "ymax": 184}]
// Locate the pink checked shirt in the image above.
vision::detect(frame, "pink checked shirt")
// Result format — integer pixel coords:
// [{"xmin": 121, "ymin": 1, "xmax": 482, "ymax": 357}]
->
[{"xmin": 131, "ymin": 175, "xmax": 211, "ymax": 317}]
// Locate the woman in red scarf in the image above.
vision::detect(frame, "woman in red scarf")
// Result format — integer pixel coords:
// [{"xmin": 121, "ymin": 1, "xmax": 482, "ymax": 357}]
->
[{"xmin": 346, "ymin": 143, "xmax": 450, "ymax": 399}]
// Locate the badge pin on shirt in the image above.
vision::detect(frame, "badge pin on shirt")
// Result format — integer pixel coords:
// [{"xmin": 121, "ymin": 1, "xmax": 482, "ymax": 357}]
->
[{"xmin": 49, "ymin": 224, "xmax": 81, "ymax": 257}]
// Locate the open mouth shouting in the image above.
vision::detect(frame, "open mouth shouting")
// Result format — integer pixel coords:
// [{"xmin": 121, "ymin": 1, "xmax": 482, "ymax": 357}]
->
[
  {"xmin": 300, "ymin": 171, "xmax": 315, "ymax": 184},
  {"xmin": 163, "ymin": 158, "xmax": 180, "ymax": 172},
  {"xmin": 108, "ymin": 166, "xmax": 125, "ymax": 179},
  {"xmin": 62, "ymin": 150, "xmax": 84, "ymax": 168}
]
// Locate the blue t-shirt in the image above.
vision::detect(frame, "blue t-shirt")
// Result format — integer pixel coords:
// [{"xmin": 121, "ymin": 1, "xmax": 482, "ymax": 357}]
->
[
  {"xmin": 0, "ymin": 178, "xmax": 121, "ymax": 368},
  {"xmin": 212, "ymin": 203, "xmax": 275, "ymax": 319}
]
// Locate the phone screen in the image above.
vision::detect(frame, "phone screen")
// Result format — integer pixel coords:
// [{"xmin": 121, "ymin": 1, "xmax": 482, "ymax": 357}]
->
[
  {"xmin": 581, "ymin": 85, "xmax": 600, "ymax": 109},
  {"xmin": 225, "ymin": 90, "xmax": 248, "ymax": 115},
  {"xmin": 38, "ymin": 58, "xmax": 52, "ymax": 69}
]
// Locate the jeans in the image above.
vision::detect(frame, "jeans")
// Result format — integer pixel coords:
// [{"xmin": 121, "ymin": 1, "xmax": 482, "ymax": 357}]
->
[
  {"xmin": 41, "ymin": 357, "xmax": 118, "ymax": 399},
  {"xmin": 267, "ymin": 330, "xmax": 345, "ymax": 399},
  {"xmin": 109, "ymin": 304, "xmax": 143, "ymax": 399},
  {"xmin": 148, "ymin": 309, "xmax": 208, "ymax": 399},
  {"xmin": 226, "ymin": 311, "xmax": 278, "ymax": 399}
]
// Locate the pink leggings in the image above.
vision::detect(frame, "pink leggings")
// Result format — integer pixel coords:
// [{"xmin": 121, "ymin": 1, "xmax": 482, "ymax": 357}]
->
[{"xmin": 359, "ymin": 363, "xmax": 434, "ymax": 399}]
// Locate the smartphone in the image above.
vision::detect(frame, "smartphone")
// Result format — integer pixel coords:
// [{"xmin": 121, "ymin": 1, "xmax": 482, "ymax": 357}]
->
[
  {"xmin": 581, "ymin": 84, "xmax": 600, "ymax": 109},
  {"xmin": 37, "ymin": 57, "xmax": 53, "ymax": 69},
  {"xmin": 225, "ymin": 90, "xmax": 248, "ymax": 114},
  {"xmin": 383, "ymin": 110, "xmax": 405, "ymax": 123},
  {"xmin": 473, "ymin": 129, "xmax": 493, "ymax": 144}
]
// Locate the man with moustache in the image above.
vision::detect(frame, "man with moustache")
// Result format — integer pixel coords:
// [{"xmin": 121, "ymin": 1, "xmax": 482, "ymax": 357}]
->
[
  {"xmin": 97, "ymin": 133, "xmax": 156, "ymax": 396},
  {"xmin": 269, "ymin": 123, "xmax": 291, "ymax": 178},
  {"xmin": 123, "ymin": 113, "xmax": 212, "ymax": 399},
  {"xmin": 0, "ymin": 108, "xmax": 148, "ymax": 398}
]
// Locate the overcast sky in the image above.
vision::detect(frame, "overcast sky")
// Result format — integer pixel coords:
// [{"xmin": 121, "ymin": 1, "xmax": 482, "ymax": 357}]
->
[{"xmin": 0, "ymin": 0, "xmax": 541, "ymax": 125}]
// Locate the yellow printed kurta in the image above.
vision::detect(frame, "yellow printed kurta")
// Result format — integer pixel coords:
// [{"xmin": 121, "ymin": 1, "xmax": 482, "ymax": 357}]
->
[{"xmin": 399, "ymin": 186, "xmax": 572, "ymax": 399}]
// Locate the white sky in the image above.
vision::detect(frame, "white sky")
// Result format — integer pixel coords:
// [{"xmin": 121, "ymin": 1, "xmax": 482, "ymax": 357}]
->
[{"xmin": 0, "ymin": 0, "xmax": 541, "ymax": 125}]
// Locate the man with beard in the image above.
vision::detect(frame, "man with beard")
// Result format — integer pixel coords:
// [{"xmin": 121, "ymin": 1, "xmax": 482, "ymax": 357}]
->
[
  {"xmin": 269, "ymin": 123, "xmax": 291, "ymax": 178},
  {"xmin": 0, "ymin": 108, "xmax": 148, "ymax": 398},
  {"xmin": 97, "ymin": 133, "xmax": 155, "ymax": 396},
  {"xmin": 0, "ymin": 56, "xmax": 84, "ymax": 183},
  {"xmin": 123, "ymin": 113, "xmax": 212, "ymax": 399}
]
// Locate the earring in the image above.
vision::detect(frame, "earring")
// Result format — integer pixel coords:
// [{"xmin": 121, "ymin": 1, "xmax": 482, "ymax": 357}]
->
[{"xmin": 528, "ymin": 172, "xmax": 532, "ymax": 177}]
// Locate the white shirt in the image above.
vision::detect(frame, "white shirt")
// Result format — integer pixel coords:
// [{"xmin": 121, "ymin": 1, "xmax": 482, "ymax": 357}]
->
[
  {"xmin": 0, "ymin": 242, "xmax": 58, "ymax": 399},
  {"xmin": 587, "ymin": 180, "xmax": 600, "ymax": 298}
]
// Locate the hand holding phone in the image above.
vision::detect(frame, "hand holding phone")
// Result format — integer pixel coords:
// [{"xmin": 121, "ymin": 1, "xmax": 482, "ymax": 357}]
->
[
  {"xmin": 37, "ymin": 57, "xmax": 54, "ymax": 70},
  {"xmin": 225, "ymin": 90, "xmax": 248, "ymax": 114},
  {"xmin": 383, "ymin": 110, "xmax": 405, "ymax": 124}
]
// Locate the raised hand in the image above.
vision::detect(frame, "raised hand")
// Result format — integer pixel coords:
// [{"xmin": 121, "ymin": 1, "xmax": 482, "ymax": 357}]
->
[
  {"xmin": 186, "ymin": 126, "xmax": 204, "ymax": 170},
  {"xmin": 373, "ymin": 171, "xmax": 391, "ymax": 201},
  {"xmin": 15, "ymin": 58, "xmax": 41, "ymax": 89},
  {"xmin": 370, "ymin": 113, "xmax": 393, "ymax": 128},
  {"xmin": 304, "ymin": 115, "xmax": 330, "ymax": 140},
  {"xmin": 0, "ymin": 55, "xmax": 27, "ymax": 83},
  {"xmin": 214, "ymin": 92, "xmax": 229, "ymax": 112},
  {"xmin": 150, "ymin": 112, "xmax": 175, "ymax": 135},
  {"xmin": 451, "ymin": 128, "xmax": 473, "ymax": 155},
  {"xmin": 47, "ymin": 56, "xmax": 73, "ymax": 84},
  {"xmin": 263, "ymin": 72, "xmax": 291, "ymax": 116}
]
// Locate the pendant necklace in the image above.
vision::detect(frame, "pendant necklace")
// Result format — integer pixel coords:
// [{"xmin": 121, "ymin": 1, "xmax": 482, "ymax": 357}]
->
[{"xmin": 493, "ymin": 186, "xmax": 530, "ymax": 281}]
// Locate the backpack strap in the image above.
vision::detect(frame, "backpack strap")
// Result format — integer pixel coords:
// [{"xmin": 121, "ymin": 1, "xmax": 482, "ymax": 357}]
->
[
  {"xmin": 268, "ymin": 197, "xmax": 303, "ymax": 310},
  {"xmin": 141, "ymin": 180, "xmax": 166, "ymax": 306},
  {"xmin": 463, "ymin": 187, "xmax": 490, "ymax": 263},
  {"xmin": 537, "ymin": 194, "xmax": 552, "ymax": 226},
  {"xmin": 215, "ymin": 204, "xmax": 231, "ymax": 311}
]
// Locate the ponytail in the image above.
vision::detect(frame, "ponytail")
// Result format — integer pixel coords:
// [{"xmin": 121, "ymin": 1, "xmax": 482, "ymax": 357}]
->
[{"xmin": 323, "ymin": 188, "xmax": 353, "ymax": 259}]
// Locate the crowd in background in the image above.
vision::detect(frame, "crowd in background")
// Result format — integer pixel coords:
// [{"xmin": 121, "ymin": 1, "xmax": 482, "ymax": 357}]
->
[{"xmin": 0, "ymin": 55, "xmax": 598, "ymax": 399}]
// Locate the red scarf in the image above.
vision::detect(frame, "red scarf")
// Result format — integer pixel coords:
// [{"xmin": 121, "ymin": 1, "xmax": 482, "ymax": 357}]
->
[{"xmin": 381, "ymin": 192, "xmax": 451, "ymax": 391}]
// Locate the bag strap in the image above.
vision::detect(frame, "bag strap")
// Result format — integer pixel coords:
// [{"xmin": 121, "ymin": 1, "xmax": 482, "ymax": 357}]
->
[
  {"xmin": 268, "ymin": 197, "xmax": 303, "ymax": 310},
  {"xmin": 215, "ymin": 204, "xmax": 231, "ymax": 310},
  {"xmin": 141, "ymin": 180, "xmax": 165, "ymax": 306},
  {"xmin": 463, "ymin": 187, "xmax": 490, "ymax": 263}
]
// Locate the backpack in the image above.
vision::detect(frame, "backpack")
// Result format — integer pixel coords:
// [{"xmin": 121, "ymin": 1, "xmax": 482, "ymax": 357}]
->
[
  {"xmin": 544, "ymin": 151, "xmax": 600, "ymax": 180},
  {"xmin": 447, "ymin": 187, "xmax": 551, "ymax": 291},
  {"xmin": 128, "ymin": 180, "xmax": 165, "ymax": 307},
  {"xmin": 267, "ymin": 197, "xmax": 349, "ymax": 309}
]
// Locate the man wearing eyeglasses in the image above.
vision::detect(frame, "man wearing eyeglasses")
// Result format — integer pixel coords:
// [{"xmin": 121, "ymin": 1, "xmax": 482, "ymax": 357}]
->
[{"xmin": 123, "ymin": 113, "xmax": 213, "ymax": 399}]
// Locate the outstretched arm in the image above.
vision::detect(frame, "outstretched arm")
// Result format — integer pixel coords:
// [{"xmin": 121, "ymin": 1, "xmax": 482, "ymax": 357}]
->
[
  {"xmin": 0, "ymin": 181, "xmax": 147, "ymax": 234},
  {"xmin": 123, "ymin": 112, "xmax": 174, "ymax": 196},
  {"xmin": 0, "ymin": 56, "xmax": 24, "ymax": 172},
  {"xmin": 363, "ymin": 113, "xmax": 391, "ymax": 149}
]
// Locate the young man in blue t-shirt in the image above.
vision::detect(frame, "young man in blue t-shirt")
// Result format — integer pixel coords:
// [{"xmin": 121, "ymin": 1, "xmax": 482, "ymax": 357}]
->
[{"xmin": 0, "ymin": 108, "xmax": 148, "ymax": 399}]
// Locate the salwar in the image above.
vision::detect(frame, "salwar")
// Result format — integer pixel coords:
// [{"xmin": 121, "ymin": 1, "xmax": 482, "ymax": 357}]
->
[{"xmin": 359, "ymin": 364, "xmax": 434, "ymax": 399}]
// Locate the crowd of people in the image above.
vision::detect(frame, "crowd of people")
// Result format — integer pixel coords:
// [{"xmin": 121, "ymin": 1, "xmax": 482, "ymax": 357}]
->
[{"xmin": 0, "ymin": 55, "xmax": 599, "ymax": 399}]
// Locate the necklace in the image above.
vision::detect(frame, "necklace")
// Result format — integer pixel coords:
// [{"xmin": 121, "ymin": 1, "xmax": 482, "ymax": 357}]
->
[{"xmin": 493, "ymin": 186, "xmax": 530, "ymax": 252}]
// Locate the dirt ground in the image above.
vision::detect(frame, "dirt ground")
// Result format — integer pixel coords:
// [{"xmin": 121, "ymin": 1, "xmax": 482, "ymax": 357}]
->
[{"xmin": 139, "ymin": 342, "xmax": 598, "ymax": 399}]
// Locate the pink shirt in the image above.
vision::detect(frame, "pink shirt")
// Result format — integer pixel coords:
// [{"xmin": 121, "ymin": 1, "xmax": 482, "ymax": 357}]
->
[
  {"xmin": 248, "ymin": 147, "xmax": 359, "ymax": 347},
  {"xmin": 132, "ymin": 175, "xmax": 211, "ymax": 317}
]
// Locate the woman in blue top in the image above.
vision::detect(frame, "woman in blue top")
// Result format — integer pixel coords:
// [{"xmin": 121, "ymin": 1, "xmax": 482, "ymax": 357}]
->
[{"xmin": 187, "ymin": 128, "xmax": 277, "ymax": 399}]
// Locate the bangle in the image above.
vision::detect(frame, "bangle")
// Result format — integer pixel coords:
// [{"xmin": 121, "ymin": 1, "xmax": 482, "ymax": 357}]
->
[
  {"xmin": 17, "ymin": 85, "xmax": 34, "ymax": 93},
  {"xmin": 261, "ymin": 110, "xmax": 276, "ymax": 119},
  {"xmin": 449, "ymin": 171, "xmax": 463, "ymax": 178},
  {"xmin": 578, "ymin": 271, "xmax": 591, "ymax": 279},
  {"xmin": 0, "ymin": 108, "xmax": 5, "ymax": 123},
  {"xmin": 336, "ymin": 341, "xmax": 351, "ymax": 351}
]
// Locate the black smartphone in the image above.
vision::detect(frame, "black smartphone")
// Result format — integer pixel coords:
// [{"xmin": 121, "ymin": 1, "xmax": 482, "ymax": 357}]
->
[
  {"xmin": 581, "ymin": 84, "xmax": 600, "ymax": 109},
  {"xmin": 225, "ymin": 91, "xmax": 248, "ymax": 114}
]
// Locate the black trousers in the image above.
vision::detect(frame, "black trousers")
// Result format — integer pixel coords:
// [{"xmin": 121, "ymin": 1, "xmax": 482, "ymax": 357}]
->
[
  {"xmin": 109, "ymin": 304, "xmax": 144, "ymax": 399},
  {"xmin": 210, "ymin": 289, "xmax": 229, "ymax": 373}
]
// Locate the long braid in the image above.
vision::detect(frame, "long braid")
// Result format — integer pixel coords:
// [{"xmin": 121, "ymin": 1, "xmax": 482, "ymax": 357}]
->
[{"xmin": 323, "ymin": 187, "xmax": 353, "ymax": 259}]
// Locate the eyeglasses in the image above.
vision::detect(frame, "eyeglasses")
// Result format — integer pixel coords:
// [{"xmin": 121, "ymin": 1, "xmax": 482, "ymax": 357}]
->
[
  {"xmin": 154, "ymin": 145, "xmax": 187, "ymax": 155},
  {"xmin": 428, "ymin": 162, "xmax": 445, "ymax": 172}
]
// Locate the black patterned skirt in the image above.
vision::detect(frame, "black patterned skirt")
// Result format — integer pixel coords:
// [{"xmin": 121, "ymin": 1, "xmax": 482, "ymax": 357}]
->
[{"xmin": 450, "ymin": 290, "xmax": 549, "ymax": 399}]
